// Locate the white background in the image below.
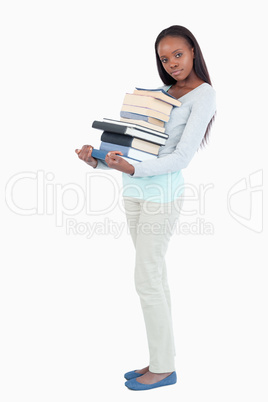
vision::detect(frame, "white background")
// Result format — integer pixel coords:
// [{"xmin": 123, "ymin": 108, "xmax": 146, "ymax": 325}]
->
[{"xmin": 1, "ymin": 1, "xmax": 267, "ymax": 401}]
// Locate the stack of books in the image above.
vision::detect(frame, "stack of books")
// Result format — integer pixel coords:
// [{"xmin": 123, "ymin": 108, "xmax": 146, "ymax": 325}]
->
[{"xmin": 91, "ymin": 88, "xmax": 181, "ymax": 162}]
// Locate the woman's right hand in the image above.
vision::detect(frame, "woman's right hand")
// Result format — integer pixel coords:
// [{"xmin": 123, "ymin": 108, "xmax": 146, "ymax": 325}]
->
[{"xmin": 75, "ymin": 145, "xmax": 98, "ymax": 168}]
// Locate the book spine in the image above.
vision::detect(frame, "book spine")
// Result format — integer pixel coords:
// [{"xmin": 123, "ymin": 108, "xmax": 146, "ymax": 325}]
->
[
  {"xmin": 101, "ymin": 131, "xmax": 133, "ymax": 147},
  {"xmin": 92, "ymin": 121, "xmax": 126, "ymax": 134},
  {"xmin": 91, "ymin": 148, "xmax": 108, "ymax": 161}
]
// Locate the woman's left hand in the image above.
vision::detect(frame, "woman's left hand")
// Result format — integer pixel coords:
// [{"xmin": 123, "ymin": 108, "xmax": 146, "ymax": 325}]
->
[{"xmin": 105, "ymin": 151, "xmax": 135, "ymax": 175}]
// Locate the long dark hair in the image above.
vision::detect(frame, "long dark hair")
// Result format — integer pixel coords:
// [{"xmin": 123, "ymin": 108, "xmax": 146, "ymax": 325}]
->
[{"xmin": 155, "ymin": 25, "xmax": 215, "ymax": 146}]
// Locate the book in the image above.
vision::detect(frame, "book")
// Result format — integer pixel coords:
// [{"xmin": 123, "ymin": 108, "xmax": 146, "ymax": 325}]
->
[
  {"xmin": 134, "ymin": 87, "xmax": 182, "ymax": 107},
  {"xmin": 91, "ymin": 148, "xmax": 108, "ymax": 161},
  {"xmin": 120, "ymin": 111, "xmax": 165, "ymax": 128},
  {"xmin": 91, "ymin": 148, "xmax": 140, "ymax": 162},
  {"xmin": 101, "ymin": 131, "xmax": 161, "ymax": 155},
  {"xmin": 123, "ymin": 93, "xmax": 173, "ymax": 115},
  {"xmin": 92, "ymin": 119, "xmax": 168, "ymax": 145},
  {"xmin": 120, "ymin": 116, "xmax": 165, "ymax": 133},
  {"xmin": 121, "ymin": 104, "xmax": 170, "ymax": 122},
  {"xmin": 100, "ymin": 141, "xmax": 157, "ymax": 162},
  {"xmin": 88, "ymin": 87, "xmax": 180, "ymax": 165},
  {"xmin": 102, "ymin": 118, "xmax": 168, "ymax": 137}
]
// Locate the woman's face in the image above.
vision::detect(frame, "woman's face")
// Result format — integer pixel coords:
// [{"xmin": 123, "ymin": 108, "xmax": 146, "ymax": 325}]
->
[{"xmin": 157, "ymin": 36, "xmax": 195, "ymax": 82}]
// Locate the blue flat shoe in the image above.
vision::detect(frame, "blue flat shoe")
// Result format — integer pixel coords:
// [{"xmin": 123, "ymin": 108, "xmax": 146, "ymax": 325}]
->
[
  {"xmin": 125, "ymin": 371, "xmax": 177, "ymax": 391},
  {"xmin": 124, "ymin": 370, "xmax": 143, "ymax": 380}
]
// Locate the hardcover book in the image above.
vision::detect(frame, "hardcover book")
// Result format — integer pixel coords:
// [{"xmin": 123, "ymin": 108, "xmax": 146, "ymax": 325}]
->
[
  {"xmin": 119, "ymin": 117, "xmax": 165, "ymax": 133},
  {"xmin": 100, "ymin": 141, "xmax": 157, "ymax": 162},
  {"xmin": 92, "ymin": 119, "xmax": 168, "ymax": 146},
  {"xmin": 121, "ymin": 104, "xmax": 170, "ymax": 122},
  {"xmin": 120, "ymin": 111, "xmax": 165, "ymax": 128},
  {"xmin": 91, "ymin": 148, "xmax": 140, "ymax": 162},
  {"xmin": 100, "ymin": 131, "xmax": 161, "ymax": 155},
  {"xmin": 123, "ymin": 93, "xmax": 173, "ymax": 115},
  {"xmin": 134, "ymin": 87, "xmax": 182, "ymax": 107}
]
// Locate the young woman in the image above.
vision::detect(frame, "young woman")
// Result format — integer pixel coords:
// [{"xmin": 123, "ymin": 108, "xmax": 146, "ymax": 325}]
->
[{"xmin": 75, "ymin": 25, "xmax": 216, "ymax": 391}]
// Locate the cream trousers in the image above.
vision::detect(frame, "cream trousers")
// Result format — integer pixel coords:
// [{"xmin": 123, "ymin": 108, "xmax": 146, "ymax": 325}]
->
[{"xmin": 123, "ymin": 196, "xmax": 183, "ymax": 373}]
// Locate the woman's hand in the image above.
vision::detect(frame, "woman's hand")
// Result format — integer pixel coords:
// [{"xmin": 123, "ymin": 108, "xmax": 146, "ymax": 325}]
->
[
  {"xmin": 75, "ymin": 145, "xmax": 98, "ymax": 168},
  {"xmin": 105, "ymin": 151, "xmax": 135, "ymax": 175},
  {"xmin": 75, "ymin": 146, "xmax": 135, "ymax": 175}
]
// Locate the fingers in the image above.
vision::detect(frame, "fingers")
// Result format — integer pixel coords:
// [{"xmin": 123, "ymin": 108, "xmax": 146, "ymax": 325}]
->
[
  {"xmin": 106, "ymin": 153, "xmax": 118, "ymax": 164},
  {"xmin": 105, "ymin": 151, "xmax": 126, "ymax": 168},
  {"xmin": 106, "ymin": 151, "xmax": 123, "ymax": 163},
  {"xmin": 105, "ymin": 152, "xmax": 134, "ymax": 173},
  {"xmin": 84, "ymin": 145, "xmax": 93, "ymax": 159},
  {"xmin": 107, "ymin": 151, "xmax": 123, "ymax": 157},
  {"xmin": 75, "ymin": 145, "xmax": 94, "ymax": 162}
]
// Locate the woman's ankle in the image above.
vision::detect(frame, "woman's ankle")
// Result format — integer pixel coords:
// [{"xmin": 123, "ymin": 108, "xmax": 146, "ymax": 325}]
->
[{"xmin": 135, "ymin": 366, "xmax": 149, "ymax": 374}]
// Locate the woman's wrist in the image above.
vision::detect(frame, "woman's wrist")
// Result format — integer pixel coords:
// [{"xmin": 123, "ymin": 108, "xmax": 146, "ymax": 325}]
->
[
  {"xmin": 87, "ymin": 160, "xmax": 98, "ymax": 168},
  {"xmin": 128, "ymin": 164, "xmax": 135, "ymax": 175}
]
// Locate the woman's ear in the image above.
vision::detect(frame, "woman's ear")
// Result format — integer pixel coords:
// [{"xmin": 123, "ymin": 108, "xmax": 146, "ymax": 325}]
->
[{"xmin": 192, "ymin": 47, "xmax": 195, "ymax": 59}]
